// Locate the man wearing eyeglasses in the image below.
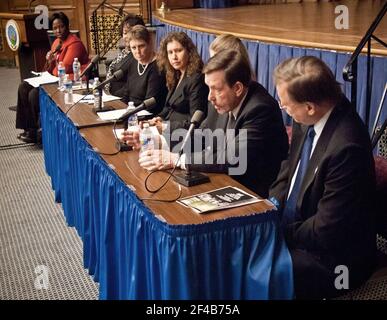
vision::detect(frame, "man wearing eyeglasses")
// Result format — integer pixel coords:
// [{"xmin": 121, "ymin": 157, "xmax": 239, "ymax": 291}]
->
[{"xmin": 270, "ymin": 56, "xmax": 376, "ymax": 299}]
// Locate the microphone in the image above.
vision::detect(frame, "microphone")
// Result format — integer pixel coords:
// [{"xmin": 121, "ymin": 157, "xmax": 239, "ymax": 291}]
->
[
  {"xmin": 179, "ymin": 110, "xmax": 205, "ymax": 154},
  {"xmin": 28, "ymin": 0, "xmax": 37, "ymax": 13},
  {"xmin": 118, "ymin": 97, "xmax": 156, "ymax": 123},
  {"xmin": 79, "ymin": 54, "xmax": 100, "ymax": 79},
  {"xmin": 44, "ymin": 42, "xmax": 63, "ymax": 71},
  {"xmin": 115, "ymin": 97, "xmax": 156, "ymax": 152},
  {"xmin": 93, "ymin": 69, "xmax": 124, "ymax": 91},
  {"xmin": 174, "ymin": 110, "xmax": 210, "ymax": 187},
  {"xmin": 53, "ymin": 42, "xmax": 63, "ymax": 54}
]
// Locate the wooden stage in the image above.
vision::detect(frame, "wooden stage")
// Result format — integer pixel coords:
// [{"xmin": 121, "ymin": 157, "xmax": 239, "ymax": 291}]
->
[{"xmin": 154, "ymin": 0, "xmax": 387, "ymax": 56}]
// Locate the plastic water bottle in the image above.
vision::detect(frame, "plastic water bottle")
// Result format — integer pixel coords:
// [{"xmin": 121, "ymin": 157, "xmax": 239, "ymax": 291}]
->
[
  {"xmin": 72, "ymin": 57, "xmax": 81, "ymax": 85},
  {"xmin": 58, "ymin": 61, "xmax": 66, "ymax": 90},
  {"xmin": 140, "ymin": 123, "xmax": 154, "ymax": 153},
  {"xmin": 126, "ymin": 101, "xmax": 138, "ymax": 131},
  {"xmin": 64, "ymin": 74, "xmax": 73, "ymax": 104},
  {"xmin": 93, "ymin": 77, "xmax": 103, "ymax": 110}
]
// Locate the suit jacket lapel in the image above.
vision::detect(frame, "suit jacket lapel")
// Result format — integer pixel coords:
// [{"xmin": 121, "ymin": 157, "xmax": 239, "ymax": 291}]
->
[
  {"xmin": 165, "ymin": 88, "xmax": 173, "ymax": 106},
  {"xmin": 296, "ymin": 103, "xmax": 345, "ymax": 207},
  {"xmin": 166, "ymin": 74, "xmax": 187, "ymax": 107},
  {"xmin": 233, "ymin": 82, "xmax": 256, "ymax": 130}
]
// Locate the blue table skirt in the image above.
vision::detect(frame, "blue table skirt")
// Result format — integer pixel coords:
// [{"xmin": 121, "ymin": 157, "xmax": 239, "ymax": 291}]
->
[{"xmin": 40, "ymin": 89, "xmax": 294, "ymax": 299}]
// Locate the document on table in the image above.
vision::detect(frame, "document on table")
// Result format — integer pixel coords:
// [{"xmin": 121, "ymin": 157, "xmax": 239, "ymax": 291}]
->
[
  {"xmin": 24, "ymin": 72, "xmax": 59, "ymax": 88},
  {"xmin": 98, "ymin": 109, "xmax": 153, "ymax": 121},
  {"xmin": 177, "ymin": 186, "xmax": 262, "ymax": 214},
  {"xmin": 72, "ymin": 93, "xmax": 121, "ymax": 105}
]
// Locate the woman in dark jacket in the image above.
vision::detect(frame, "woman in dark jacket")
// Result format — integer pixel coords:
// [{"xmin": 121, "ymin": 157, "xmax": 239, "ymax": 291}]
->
[{"xmin": 150, "ymin": 32, "xmax": 208, "ymax": 136}]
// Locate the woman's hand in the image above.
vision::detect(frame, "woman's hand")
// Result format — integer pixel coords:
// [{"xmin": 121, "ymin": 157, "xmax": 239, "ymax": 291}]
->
[
  {"xmin": 45, "ymin": 50, "xmax": 55, "ymax": 63},
  {"xmin": 147, "ymin": 117, "xmax": 164, "ymax": 134}
]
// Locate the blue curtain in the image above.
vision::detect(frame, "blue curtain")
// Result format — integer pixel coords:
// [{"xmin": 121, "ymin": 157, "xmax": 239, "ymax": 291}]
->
[
  {"xmin": 40, "ymin": 89, "xmax": 294, "ymax": 300},
  {"xmin": 153, "ymin": 19, "xmax": 387, "ymax": 133},
  {"xmin": 194, "ymin": 0, "xmax": 235, "ymax": 8}
]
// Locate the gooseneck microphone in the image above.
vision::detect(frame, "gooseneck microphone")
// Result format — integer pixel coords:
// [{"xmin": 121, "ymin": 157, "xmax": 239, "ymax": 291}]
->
[
  {"xmin": 44, "ymin": 42, "xmax": 62, "ymax": 71},
  {"xmin": 179, "ymin": 110, "xmax": 205, "ymax": 155},
  {"xmin": 174, "ymin": 110, "xmax": 210, "ymax": 187},
  {"xmin": 93, "ymin": 69, "xmax": 124, "ymax": 91},
  {"xmin": 53, "ymin": 42, "xmax": 63, "ymax": 54},
  {"xmin": 118, "ymin": 97, "xmax": 157, "ymax": 123},
  {"xmin": 79, "ymin": 54, "xmax": 100, "ymax": 79}
]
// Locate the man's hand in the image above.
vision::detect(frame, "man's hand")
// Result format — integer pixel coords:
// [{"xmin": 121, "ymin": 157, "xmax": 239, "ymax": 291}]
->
[{"xmin": 138, "ymin": 149, "xmax": 179, "ymax": 171}]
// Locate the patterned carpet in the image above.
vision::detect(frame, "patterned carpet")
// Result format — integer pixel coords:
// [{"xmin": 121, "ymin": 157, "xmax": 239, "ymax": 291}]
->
[{"xmin": 0, "ymin": 67, "xmax": 98, "ymax": 300}]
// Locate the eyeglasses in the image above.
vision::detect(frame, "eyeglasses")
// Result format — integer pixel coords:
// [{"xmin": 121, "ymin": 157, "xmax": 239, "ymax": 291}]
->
[
  {"xmin": 278, "ymin": 100, "xmax": 289, "ymax": 110},
  {"xmin": 278, "ymin": 100, "xmax": 307, "ymax": 110}
]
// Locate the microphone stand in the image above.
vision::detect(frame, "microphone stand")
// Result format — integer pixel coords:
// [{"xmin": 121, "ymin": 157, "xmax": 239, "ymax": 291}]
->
[
  {"xmin": 93, "ymin": 87, "xmax": 114, "ymax": 113},
  {"xmin": 174, "ymin": 150, "xmax": 209, "ymax": 187},
  {"xmin": 79, "ymin": 64, "xmax": 95, "ymax": 95}
]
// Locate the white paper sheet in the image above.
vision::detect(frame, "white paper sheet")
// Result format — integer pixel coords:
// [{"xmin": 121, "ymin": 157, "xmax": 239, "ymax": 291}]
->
[
  {"xmin": 24, "ymin": 72, "xmax": 59, "ymax": 88},
  {"xmin": 97, "ymin": 109, "xmax": 153, "ymax": 121},
  {"xmin": 72, "ymin": 93, "xmax": 121, "ymax": 105}
]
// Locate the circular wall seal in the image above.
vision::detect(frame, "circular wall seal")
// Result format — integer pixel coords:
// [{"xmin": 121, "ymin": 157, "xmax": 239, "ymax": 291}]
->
[{"xmin": 5, "ymin": 19, "xmax": 21, "ymax": 51}]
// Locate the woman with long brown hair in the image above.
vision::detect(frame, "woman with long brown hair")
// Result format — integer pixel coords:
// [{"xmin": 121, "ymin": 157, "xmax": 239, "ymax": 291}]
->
[{"xmin": 151, "ymin": 31, "xmax": 208, "ymax": 135}]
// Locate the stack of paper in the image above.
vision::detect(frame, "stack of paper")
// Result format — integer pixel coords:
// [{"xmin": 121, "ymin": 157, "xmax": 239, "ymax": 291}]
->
[{"xmin": 24, "ymin": 72, "xmax": 59, "ymax": 88}]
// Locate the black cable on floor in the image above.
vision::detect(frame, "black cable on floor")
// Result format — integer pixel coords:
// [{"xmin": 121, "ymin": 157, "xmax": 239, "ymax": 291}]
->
[{"xmin": 0, "ymin": 142, "xmax": 35, "ymax": 151}]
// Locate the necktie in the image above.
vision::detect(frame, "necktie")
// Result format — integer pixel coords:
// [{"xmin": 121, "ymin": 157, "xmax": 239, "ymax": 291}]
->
[
  {"xmin": 282, "ymin": 126, "xmax": 316, "ymax": 226},
  {"xmin": 226, "ymin": 112, "xmax": 236, "ymax": 130},
  {"xmin": 226, "ymin": 112, "xmax": 236, "ymax": 145}
]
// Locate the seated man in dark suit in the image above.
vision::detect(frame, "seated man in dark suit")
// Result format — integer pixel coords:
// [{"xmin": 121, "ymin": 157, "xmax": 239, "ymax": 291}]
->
[
  {"xmin": 270, "ymin": 56, "xmax": 376, "ymax": 299},
  {"xmin": 137, "ymin": 49, "xmax": 289, "ymax": 198}
]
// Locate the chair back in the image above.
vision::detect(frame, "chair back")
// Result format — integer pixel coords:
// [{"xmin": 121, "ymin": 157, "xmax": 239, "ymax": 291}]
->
[{"xmin": 375, "ymin": 155, "xmax": 387, "ymax": 238}]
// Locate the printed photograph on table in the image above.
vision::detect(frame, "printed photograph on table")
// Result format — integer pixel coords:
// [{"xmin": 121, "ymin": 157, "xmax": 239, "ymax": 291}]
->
[{"xmin": 178, "ymin": 186, "xmax": 262, "ymax": 214}]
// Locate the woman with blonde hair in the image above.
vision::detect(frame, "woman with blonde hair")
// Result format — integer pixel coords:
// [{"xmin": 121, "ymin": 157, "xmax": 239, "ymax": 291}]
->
[{"xmin": 209, "ymin": 33, "xmax": 255, "ymax": 79}]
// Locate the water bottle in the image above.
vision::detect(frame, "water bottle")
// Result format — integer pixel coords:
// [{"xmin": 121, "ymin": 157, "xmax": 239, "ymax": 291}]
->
[
  {"xmin": 139, "ymin": 123, "xmax": 154, "ymax": 153},
  {"xmin": 126, "ymin": 101, "xmax": 138, "ymax": 132},
  {"xmin": 93, "ymin": 77, "xmax": 103, "ymax": 110},
  {"xmin": 58, "ymin": 61, "xmax": 66, "ymax": 90},
  {"xmin": 64, "ymin": 74, "xmax": 73, "ymax": 104},
  {"xmin": 72, "ymin": 57, "xmax": 81, "ymax": 85}
]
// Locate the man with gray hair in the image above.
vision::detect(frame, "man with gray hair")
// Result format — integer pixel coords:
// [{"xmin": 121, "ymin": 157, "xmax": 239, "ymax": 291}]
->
[{"xmin": 270, "ymin": 56, "xmax": 376, "ymax": 299}]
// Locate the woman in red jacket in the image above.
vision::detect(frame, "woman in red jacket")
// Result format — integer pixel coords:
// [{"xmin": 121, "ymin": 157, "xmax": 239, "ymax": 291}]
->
[{"xmin": 16, "ymin": 12, "xmax": 89, "ymax": 143}]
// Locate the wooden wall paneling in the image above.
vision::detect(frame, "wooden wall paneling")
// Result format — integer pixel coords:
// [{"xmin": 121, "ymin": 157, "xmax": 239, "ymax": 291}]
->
[
  {"xmin": 0, "ymin": 1, "xmax": 10, "ymax": 12},
  {"xmin": 75, "ymin": 0, "xmax": 89, "ymax": 52}
]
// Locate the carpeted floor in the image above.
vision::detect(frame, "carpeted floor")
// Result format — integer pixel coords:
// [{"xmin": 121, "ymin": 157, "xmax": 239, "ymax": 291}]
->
[
  {"xmin": 0, "ymin": 67, "xmax": 98, "ymax": 300},
  {"xmin": 0, "ymin": 66, "xmax": 386, "ymax": 300}
]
